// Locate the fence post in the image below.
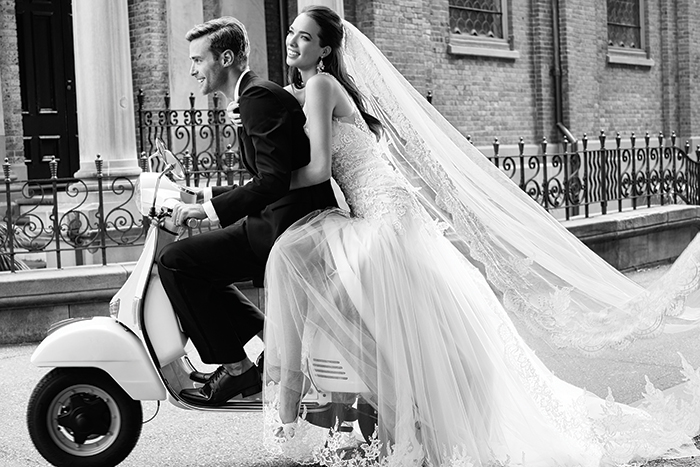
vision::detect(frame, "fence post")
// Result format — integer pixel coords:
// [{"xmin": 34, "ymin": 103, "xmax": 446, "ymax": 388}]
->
[
  {"xmin": 672, "ymin": 132, "xmax": 678, "ymax": 204},
  {"xmin": 95, "ymin": 155, "xmax": 108, "ymax": 266},
  {"xmin": 582, "ymin": 133, "xmax": 589, "ymax": 218},
  {"xmin": 518, "ymin": 137, "xmax": 525, "ymax": 190},
  {"xmin": 682, "ymin": 139, "xmax": 690, "ymax": 205},
  {"xmin": 644, "ymin": 132, "xmax": 651, "ymax": 207},
  {"xmin": 541, "ymin": 137, "xmax": 549, "ymax": 211},
  {"xmin": 615, "ymin": 132, "xmax": 622, "ymax": 212},
  {"xmin": 562, "ymin": 136, "xmax": 570, "ymax": 220},
  {"xmin": 165, "ymin": 92, "xmax": 173, "ymax": 150},
  {"xmin": 599, "ymin": 130, "xmax": 607, "ymax": 215},
  {"xmin": 49, "ymin": 157, "xmax": 62, "ymax": 269},
  {"xmin": 3, "ymin": 158, "xmax": 16, "ymax": 272},
  {"xmin": 630, "ymin": 133, "xmax": 637, "ymax": 209},
  {"xmin": 696, "ymin": 146, "xmax": 700, "ymax": 205},
  {"xmin": 213, "ymin": 92, "xmax": 223, "ymax": 187},
  {"xmin": 492, "ymin": 138, "xmax": 500, "ymax": 168},
  {"xmin": 658, "ymin": 132, "xmax": 665, "ymax": 206},
  {"xmin": 184, "ymin": 151, "xmax": 193, "ymax": 188},
  {"xmin": 137, "ymin": 89, "xmax": 145, "ymax": 154}
]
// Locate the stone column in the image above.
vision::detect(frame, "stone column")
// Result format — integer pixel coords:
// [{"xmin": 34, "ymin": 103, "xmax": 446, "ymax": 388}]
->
[
  {"xmin": 298, "ymin": 0, "xmax": 344, "ymax": 17},
  {"xmin": 72, "ymin": 0, "xmax": 141, "ymax": 179}
]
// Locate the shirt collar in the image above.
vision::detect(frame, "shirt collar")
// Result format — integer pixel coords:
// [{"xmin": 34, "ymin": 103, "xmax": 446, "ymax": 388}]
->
[{"xmin": 233, "ymin": 69, "xmax": 251, "ymax": 102}]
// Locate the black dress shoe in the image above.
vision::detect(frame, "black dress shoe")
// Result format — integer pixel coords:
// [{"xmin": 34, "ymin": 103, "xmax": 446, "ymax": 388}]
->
[
  {"xmin": 190, "ymin": 354, "xmax": 264, "ymax": 384},
  {"xmin": 189, "ymin": 367, "xmax": 217, "ymax": 384},
  {"xmin": 180, "ymin": 365, "xmax": 262, "ymax": 406}
]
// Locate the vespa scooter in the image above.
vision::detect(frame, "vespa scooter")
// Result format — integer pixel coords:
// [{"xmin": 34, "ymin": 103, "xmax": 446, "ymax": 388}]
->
[{"xmin": 26, "ymin": 146, "xmax": 377, "ymax": 467}]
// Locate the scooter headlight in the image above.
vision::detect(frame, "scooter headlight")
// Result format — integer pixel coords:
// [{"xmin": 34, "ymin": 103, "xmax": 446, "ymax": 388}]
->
[{"xmin": 109, "ymin": 298, "xmax": 120, "ymax": 319}]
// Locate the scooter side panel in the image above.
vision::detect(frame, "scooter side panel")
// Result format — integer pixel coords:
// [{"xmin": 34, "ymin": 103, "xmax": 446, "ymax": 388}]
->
[{"xmin": 31, "ymin": 316, "xmax": 167, "ymax": 401}]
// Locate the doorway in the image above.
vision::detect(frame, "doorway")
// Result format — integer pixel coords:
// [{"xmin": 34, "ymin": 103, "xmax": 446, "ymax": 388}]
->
[{"xmin": 16, "ymin": 0, "xmax": 79, "ymax": 180}]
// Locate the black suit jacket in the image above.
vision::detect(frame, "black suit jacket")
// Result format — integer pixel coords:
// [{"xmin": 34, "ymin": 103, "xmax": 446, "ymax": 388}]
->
[{"xmin": 210, "ymin": 72, "xmax": 336, "ymax": 260}]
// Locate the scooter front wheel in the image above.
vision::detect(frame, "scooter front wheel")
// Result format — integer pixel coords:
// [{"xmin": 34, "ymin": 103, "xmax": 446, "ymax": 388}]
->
[{"xmin": 27, "ymin": 367, "xmax": 143, "ymax": 467}]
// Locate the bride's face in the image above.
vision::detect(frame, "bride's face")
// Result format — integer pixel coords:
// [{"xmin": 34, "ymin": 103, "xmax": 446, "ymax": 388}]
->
[{"xmin": 286, "ymin": 14, "xmax": 326, "ymax": 72}]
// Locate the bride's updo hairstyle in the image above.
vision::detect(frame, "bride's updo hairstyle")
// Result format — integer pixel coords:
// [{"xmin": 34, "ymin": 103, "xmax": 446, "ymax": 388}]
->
[{"xmin": 288, "ymin": 6, "xmax": 382, "ymax": 138}]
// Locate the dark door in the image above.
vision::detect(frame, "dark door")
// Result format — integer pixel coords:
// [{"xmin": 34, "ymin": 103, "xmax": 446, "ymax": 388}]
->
[{"xmin": 16, "ymin": 0, "xmax": 78, "ymax": 180}]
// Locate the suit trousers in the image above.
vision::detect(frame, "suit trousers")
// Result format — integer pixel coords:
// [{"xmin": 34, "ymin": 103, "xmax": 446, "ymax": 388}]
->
[{"xmin": 157, "ymin": 219, "xmax": 265, "ymax": 364}]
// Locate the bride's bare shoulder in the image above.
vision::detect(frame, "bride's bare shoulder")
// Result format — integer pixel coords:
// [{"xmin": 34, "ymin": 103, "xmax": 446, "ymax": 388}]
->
[{"xmin": 306, "ymin": 73, "xmax": 343, "ymax": 99}]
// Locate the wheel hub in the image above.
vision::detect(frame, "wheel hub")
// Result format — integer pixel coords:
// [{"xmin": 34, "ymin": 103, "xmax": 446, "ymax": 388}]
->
[{"xmin": 56, "ymin": 393, "xmax": 111, "ymax": 445}]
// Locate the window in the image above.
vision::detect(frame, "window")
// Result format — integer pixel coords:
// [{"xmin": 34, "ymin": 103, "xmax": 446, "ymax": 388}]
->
[
  {"xmin": 447, "ymin": 0, "xmax": 519, "ymax": 59},
  {"xmin": 607, "ymin": 0, "xmax": 641, "ymax": 48},
  {"xmin": 449, "ymin": 0, "xmax": 503, "ymax": 38},
  {"xmin": 606, "ymin": 0, "xmax": 653, "ymax": 67}
]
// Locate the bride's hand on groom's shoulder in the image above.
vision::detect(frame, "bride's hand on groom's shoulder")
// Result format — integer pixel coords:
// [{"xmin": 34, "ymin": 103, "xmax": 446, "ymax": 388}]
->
[{"xmin": 226, "ymin": 101, "xmax": 241, "ymax": 127}]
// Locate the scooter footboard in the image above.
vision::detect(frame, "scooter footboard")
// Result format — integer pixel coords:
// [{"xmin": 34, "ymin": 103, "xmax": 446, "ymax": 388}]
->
[{"xmin": 31, "ymin": 316, "xmax": 166, "ymax": 401}]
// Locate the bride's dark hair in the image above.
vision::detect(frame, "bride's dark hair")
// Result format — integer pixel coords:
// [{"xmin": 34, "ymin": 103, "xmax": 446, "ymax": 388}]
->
[{"xmin": 288, "ymin": 6, "xmax": 382, "ymax": 138}]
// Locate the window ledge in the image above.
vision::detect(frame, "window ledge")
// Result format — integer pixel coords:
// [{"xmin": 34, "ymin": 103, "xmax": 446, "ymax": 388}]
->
[
  {"xmin": 607, "ymin": 47, "xmax": 654, "ymax": 67},
  {"xmin": 448, "ymin": 35, "xmax": 519, "ymax": 60}
]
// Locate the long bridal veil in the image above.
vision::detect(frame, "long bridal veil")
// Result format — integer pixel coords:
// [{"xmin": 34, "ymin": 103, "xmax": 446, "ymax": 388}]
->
[{"xmin": 342, "ymin": 21, "xmax": 700, "ymax": 357}]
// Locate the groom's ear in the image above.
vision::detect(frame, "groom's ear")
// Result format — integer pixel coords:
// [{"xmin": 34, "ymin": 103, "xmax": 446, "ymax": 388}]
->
[{"xmin": 220, "ymin": 49, "xmax": 235, "ymax": 67}]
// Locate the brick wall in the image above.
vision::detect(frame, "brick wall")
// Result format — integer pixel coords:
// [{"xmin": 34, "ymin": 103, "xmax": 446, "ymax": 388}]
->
[
  {"xmin": 127, "ymin": 0, "xmax": 169, "ymax": 110},
  {"xmin": 0, "ymin": 0, "xmax": 24, "ymax": 166}
]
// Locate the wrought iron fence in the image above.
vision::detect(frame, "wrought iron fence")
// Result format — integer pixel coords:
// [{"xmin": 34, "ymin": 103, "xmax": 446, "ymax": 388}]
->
[
  {"xmin": 482, "ymin": 130, "xmax": 700, "ymax": 221},
  {"xmin": 2, "ymin": 156, "xmax": 146, "ymax": 272},
  {"xmin": 2, "ymin": 126, "xmax": 699, "ymax": 271}
]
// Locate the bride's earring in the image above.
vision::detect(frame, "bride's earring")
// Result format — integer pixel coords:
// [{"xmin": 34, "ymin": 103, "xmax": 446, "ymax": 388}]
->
[{"xmin": 316, "ymin": 58, "xmax": 325, "ymax": 73}]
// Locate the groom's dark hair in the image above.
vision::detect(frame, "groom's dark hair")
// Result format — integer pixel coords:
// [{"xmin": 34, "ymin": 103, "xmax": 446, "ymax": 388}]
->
[{"xmin": 186, "ymin": 17, "xmax": 249, "ymax": 68}]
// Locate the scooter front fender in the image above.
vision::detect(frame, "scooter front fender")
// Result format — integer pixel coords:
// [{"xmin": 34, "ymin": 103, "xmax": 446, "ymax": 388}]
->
[{"xmin": 31, "ymin": 316, "xmax": 166, "ymax": 401}]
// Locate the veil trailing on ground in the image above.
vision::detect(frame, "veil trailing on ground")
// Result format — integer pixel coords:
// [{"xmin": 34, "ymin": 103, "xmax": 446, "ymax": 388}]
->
[{"xmin": 341, "ymin": 20, "xmax": 700, "ymax": 354}]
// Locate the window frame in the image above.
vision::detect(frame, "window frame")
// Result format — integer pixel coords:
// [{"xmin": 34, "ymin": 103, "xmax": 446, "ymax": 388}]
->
[
  {"xmin": 606, "ymin": 0, "xmax": 654, "ymax": 67},
  {"xmin": 447, "ymin": 0, "xmax": 519, "ymax": 60}
]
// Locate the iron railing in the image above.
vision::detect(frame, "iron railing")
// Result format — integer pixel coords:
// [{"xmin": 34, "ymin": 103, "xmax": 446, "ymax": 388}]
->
[
  {"xmin": 2, "ymin": 156, "xmax": 146, "ymax": 272},
  {"xmin": 483, "ymin": 130, "xmax": 700, "ymax": 221},
  {"xmin": 2, "ymin": 128, "xmax": 699, "ymax": 271},
  {"xmin": 136, "ymin": 89, "xmax": 246, "ymax": 188}
]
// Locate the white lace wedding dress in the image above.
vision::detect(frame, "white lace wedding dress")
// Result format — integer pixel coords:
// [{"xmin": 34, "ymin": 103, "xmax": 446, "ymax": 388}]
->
[{"xmin": 262, "ymin": 22, "xmax": 700, "ymax": 467}]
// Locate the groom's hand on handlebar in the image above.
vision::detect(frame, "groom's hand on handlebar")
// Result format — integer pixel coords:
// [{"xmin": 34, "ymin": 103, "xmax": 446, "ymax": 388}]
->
[{"xmin": 171, "ymin": 202, "xmax": 207, "ymax": 227}]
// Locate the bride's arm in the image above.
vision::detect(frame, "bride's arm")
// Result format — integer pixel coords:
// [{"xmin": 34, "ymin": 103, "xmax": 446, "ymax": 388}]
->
[{"xmin": 290, "ymin": 75, "xmax": 334, "ymax": 189}]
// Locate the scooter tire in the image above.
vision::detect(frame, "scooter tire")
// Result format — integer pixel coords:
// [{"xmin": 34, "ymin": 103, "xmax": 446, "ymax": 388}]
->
[{"xmin": 27, "ymin": 367, "xmax": 143, "ymax": 467}]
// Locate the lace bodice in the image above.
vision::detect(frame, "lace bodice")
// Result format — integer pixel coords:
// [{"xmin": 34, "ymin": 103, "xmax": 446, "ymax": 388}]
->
[{"xmin": 330, "ymin": 111, "xmax": 421, "ymax": 230}]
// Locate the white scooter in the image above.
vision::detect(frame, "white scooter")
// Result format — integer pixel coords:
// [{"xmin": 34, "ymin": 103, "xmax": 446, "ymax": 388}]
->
[{"xmin": 26, "ymin": 145, "xmax": 377, "ymax": 467}]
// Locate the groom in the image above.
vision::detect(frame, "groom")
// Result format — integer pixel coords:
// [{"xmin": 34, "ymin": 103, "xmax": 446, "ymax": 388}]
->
[{"xmin": 158, "ymin": 16, "xmax": 337, "ymax": 405}]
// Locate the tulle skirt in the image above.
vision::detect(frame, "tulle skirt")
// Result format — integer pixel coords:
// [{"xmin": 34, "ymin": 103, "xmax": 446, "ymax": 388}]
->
[{"xmin": 263, "ymin": 208, "xmax": 700, "ymax": 466}]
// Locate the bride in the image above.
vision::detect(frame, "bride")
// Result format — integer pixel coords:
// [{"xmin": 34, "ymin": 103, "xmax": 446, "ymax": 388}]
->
[{"xmin": 262, "ymin": 5, "xmax": 700, "ymax": 466}]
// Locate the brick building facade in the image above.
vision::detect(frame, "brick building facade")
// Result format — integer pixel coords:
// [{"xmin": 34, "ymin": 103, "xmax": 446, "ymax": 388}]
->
[
  {"xmin": 343, "ymin": 0, "xmax": 700, "ymax": 149},
  {"xmin": 1, "ymin": 0, "xmax": 699, "ymax": 179}
]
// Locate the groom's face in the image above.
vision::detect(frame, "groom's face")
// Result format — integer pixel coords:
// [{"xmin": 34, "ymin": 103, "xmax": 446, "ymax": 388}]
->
[{"xmin": 189, "ymin": 36, "xmax": 227, "ymax": 96}]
